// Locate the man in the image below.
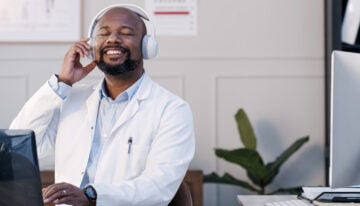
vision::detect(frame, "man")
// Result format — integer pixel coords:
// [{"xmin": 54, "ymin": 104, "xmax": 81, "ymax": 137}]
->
[{"xmin": 10, "ymin": 4, "xmax": 195, "ymax": 206}]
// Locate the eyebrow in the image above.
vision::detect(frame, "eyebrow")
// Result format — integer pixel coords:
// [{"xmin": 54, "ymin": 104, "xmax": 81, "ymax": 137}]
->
[{"xmin": 98, "ymin": 25, "xmax": 135, "ymax": 32}]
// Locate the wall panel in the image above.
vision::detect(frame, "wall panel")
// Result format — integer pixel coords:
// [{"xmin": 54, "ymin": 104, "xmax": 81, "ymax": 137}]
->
[{"xmin": 0, "ymin": 75, "xmax": 27, "ymax": 127}]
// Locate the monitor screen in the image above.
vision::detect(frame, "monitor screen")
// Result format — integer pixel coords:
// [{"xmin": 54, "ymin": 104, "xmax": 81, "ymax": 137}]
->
[
  {"xmin": 0, "ymin": 129, "xmax": 44, "ymax": 206},
  {"xmin": 330, "ymin": 50, "xmax": 360, "ymax": 188}
]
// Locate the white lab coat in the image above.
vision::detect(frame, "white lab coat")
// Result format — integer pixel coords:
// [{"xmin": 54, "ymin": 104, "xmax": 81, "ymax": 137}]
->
[{"xmin": 10, "ymin": 73, "xmax": 195, "ymax": 206}]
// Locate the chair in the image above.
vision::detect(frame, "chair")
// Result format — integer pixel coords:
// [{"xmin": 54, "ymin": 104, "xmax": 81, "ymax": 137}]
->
[
  {"xmin": 169, "ymin": 170, "xmax": 203, "ymax": 206},
  {"xmin": 169, "ymin": 180, "xmax": 193, "ymax": 206},
  {"xmin": 40, "ymin": 170, "xmax": 55, "ymax": 188},
  {"xmin": 182, "ymin": 170, "xmax": 203, "ymax": 206}
]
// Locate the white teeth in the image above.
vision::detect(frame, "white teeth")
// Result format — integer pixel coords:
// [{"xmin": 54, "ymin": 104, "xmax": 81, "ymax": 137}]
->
[{"xmin": 106, "ymin": 50, "xmax": 122, "ymax": 55}]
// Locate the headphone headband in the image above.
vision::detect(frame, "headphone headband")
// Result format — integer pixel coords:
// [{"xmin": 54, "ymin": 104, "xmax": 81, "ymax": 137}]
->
[{"xmin": 87, "ymin": 4, "xmax": 158, "ymax": 60}]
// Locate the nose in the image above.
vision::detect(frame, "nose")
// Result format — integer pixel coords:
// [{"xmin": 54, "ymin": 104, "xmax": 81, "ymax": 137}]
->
[{"xmin": 106, "ymin": 33, "xmax": 121, "ymax": 44}]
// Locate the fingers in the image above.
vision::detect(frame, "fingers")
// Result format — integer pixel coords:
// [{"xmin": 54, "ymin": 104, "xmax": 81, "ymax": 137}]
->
[
  {"xmin": 42, "ymin": 182, "xmax": 89, "ymax": 206},
  {"xmin": 84, "ymin": 61, "xmax": 97, "ymax": 72},
  {"xmin": 65, "ymin": 38, "xmax": 91, "ymax": 59},
  {"xmin": 43, "ymin": 182, "xmax": 68, "ymax": 203},
  {"xmin": 53, "ymin": 194, "xmax": 71, "ymax": 204},
  {"xmin": 80, "ymin": 37, "xmax": 90, "ymax": 42},
  {"xmin": 72, "ymin": 41, "xmax": 91, "ymax": 58}
]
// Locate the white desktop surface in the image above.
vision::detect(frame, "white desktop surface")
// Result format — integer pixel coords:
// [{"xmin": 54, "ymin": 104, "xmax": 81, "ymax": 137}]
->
[{"xmin": 237, "ymin": 195, "xmax": 297, "ymax": 206}]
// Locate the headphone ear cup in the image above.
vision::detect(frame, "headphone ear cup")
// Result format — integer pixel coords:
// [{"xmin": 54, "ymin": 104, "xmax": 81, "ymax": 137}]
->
[
  {"xmin": 142, "ymin": 35, "xmax": 158, "ymax": 59},
  {"xmin": 87, "ymin": 38, "xmax": 94, "ymax": 60}
]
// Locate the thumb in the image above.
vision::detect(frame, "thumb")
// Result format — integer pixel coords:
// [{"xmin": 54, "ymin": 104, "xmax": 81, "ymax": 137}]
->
[{"xmin": 83, "ymin": 61, "xmax": 96, "ymax": 73}]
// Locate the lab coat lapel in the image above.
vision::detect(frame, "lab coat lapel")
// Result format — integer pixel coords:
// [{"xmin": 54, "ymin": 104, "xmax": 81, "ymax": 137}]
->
[
  {"xmin": 111, "ymin": 74, "xmax": 153, "ymax": 132},
  {"xmin": 86, "ymin": 83, "xmax": 102, "ymax": 136},
  {"xmin": 112, "ymin": 98, "xmax": 139, "ymax": 131}
]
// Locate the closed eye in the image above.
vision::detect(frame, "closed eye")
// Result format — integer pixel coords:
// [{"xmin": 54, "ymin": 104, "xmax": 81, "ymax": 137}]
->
[
  {"xmin": 121, "ymin": 32, "xmax": 133, "ymax": 36},
  {"xmin": 98, "ymin": 32, "xmax": 110, "ymax": 37},
  {"xmin": 120, "ymin": 29, "xmax": 134, "ymax": 36}
]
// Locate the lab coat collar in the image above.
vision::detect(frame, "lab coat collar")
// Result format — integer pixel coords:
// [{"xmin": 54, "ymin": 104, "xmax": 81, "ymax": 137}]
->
[
  {"xmin": 132, "ymin": 72, "xmax": 153, "ymax": 101},
  {"xmin": 92, "ymin": 72, "xmax": 153, "ymax": 101},
  {"xmin": 111, "ymin": 73, "xmax": 154, "ymax": 131},
  {"xmin": 85, "ymin": 73, "xmax": 154, "ymax": 132}
]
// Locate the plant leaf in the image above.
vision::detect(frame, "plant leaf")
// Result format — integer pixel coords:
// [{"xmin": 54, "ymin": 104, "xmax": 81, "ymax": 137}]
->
[
  {"xmin": 235, "ymin": 108, "xmax": 257, "ymax": 149},
  {"xmin": 264, "ymin": 136, "xmax": 309, "ymax": 184},
  {"xmin": 215, "ymin": 148, "xmax": 267, "ymax": 179},
  {"xmin": 203, "ymin": 172, "xmax": 261, "ymax": 193},
  {"xmin": 247, "ymin": 170, "xmax": 266, "ymax": 189}
]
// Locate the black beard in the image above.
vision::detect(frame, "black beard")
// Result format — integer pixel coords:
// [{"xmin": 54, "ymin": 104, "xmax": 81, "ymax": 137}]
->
[{"xmin": 96, "ymin": 48, "xmax": 140, "ymax": 76}]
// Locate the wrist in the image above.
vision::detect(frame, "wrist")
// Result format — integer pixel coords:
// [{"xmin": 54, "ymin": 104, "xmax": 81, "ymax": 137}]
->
[
  {"xmin": 56, "ymin": 74, "xmax": 73, "ymax": 86},
  {"xmin": 83, "ymin": 185, "xmax": 97, "ymax": 206}
]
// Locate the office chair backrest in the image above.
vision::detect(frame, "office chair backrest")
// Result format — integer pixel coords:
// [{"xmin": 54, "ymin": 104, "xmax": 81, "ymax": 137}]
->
[{"xmin": 169, "ymin": 180, "xmax": 193, "ymax": 206}]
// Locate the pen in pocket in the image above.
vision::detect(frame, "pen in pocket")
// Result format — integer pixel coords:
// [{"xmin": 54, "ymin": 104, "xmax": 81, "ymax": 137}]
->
[{"xmin": 128, "ymin": 137, "xmax": 133, "ymax": 154}]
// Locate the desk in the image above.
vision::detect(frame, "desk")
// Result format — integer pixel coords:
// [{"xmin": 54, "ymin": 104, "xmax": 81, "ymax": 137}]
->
[{"xmin": 237, "ymin": 195, "xmax": 297, "ymax": 206}]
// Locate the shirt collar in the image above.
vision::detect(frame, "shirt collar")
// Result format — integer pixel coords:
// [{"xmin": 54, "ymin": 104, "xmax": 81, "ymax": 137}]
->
[{"xmin": 98, "ymin": 73, "xmax": 145, "ymax": 103}]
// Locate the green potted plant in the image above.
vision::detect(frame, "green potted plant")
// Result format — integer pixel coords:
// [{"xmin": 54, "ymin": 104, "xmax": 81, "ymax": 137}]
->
[{"xmin": 204, "ymin": 108, "xmax": 309, "ymax": 195}]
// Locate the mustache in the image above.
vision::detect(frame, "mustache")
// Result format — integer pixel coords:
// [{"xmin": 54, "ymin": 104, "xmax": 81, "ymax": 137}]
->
[{"xmin": 100, "ymin": 46, "xmax": 130, "ymax": 55}]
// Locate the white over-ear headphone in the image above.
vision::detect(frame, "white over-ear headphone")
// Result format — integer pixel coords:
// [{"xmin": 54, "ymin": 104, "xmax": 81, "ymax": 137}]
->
[{"xmin": 87, "ymin": 4, "xmax": 158, "ymax": 60}]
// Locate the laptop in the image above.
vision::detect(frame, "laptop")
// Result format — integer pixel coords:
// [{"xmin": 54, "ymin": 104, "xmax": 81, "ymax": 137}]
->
[{"xmin": 0, "ymin": 129, "xmax": 44, "ymax": 206}]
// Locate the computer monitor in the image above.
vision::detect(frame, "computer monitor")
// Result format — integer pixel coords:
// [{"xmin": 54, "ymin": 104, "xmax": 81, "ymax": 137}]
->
[
  {"xmin": 0, "ymin": 129, "xmax": 44, "ymax": 205},
  {"xmin": 330, "ymin": 50, "xmax": 360, "ymax": 188}
]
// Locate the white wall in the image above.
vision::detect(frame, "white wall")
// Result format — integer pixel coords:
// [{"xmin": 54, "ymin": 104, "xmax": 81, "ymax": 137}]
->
[{"xmin": 0, "ymin": 0, "xmax": 325, "ymax": 205}]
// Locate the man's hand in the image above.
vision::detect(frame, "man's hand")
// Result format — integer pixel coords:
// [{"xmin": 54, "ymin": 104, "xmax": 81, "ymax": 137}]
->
[
  {"xmin": 42, "ymin": 182, "xmax": 89, "ymax": 206},
  {"xmin": 58, "ymin": 37, "xmax": 97, "ymax": 86}
]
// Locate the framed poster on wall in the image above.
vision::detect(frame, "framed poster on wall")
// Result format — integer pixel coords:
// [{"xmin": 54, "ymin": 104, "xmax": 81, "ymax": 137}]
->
[
  {"xmin": 0, "ymin": 0, "xmax": 81, "ymax": 42},
  {"xmin": 145, "ymin": 0, "xmax": 197, "ymax": 36}
]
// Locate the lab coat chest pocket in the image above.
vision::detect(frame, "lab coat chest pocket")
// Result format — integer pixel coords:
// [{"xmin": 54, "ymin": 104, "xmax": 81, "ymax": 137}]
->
[
  {"xmin": 127, "ymin": 144, "xmax": 150, "ymax": 179},
  {"xmin": 125, "ymin": 143, "xmax": 150, "ymax": 179},
  {"xmin": 96, "ymin": 139, "xmax": 151, "ymax": 182}
]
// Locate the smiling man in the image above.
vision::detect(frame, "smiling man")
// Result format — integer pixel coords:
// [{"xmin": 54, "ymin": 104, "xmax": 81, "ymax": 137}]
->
[{"xmin": 10, "ymin": 4, "xmax": 195, "ymax": 206}]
